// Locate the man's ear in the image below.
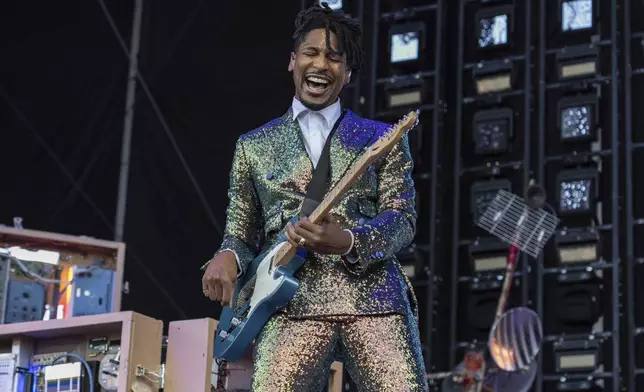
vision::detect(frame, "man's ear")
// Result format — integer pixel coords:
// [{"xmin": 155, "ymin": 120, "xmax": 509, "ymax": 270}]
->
[
  {"xmin": 345, "ymin": 70, "xmax": 351, "ymax": 85},
  {"xmin": 288, "ymin": 52, "xmax": 296, "ymax": 72}
]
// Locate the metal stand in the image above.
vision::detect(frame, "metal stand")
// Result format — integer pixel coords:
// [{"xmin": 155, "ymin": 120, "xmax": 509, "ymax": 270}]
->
[
  {"xmin": 431, "ymin": 187, "xmax": 557, "ymax": 392},
  {"xmin": 114, "ymin": 0, "xmax": 144, "ymax": 241}
]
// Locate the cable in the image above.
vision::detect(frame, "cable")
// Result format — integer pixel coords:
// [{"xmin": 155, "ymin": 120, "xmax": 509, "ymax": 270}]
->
[
  {"xmin": 51, "ymin": 353, "xmax": 95, "ymax": 392},
  {"xmin": 0, "ymin": 86, "xmax": 117, "ymax": 232},
  {"xmin": 44, "ymin": 118, "xmax": 123, "ymax": 230},
  {"xmin": 0, "ymin": 86, "xmax": 187, "ymax": 319},
  {"xmin": 44, "ymin": 1, "xmax": 206, "ymax": 230},
  {"xmin": 46, "ymin": 0, "xmax": 206, "ymax": 231},
  {"xmin": 95, "ymin": 0, "xmax": 224, "ymax": 237},
  {"xmin": 0, "ymin": 254, "xmax": 69, "ymax": 285}
]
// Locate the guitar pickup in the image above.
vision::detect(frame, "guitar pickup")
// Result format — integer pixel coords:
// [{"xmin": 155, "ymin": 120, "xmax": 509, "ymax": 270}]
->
[{"xmin": 231, "ymin": 318, "xmax": 242, "ymax": 326}]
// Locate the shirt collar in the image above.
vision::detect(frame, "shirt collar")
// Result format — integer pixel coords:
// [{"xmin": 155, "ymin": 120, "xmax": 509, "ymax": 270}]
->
[{"xmin": 292, "ymin": 97, "xmax": 342, "ymax": 128}]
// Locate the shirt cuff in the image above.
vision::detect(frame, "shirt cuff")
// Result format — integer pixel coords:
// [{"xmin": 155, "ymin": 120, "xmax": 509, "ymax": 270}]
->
[
  {"xmin": 342, "ymin": 229, "xmax": 358, "ymax": 263},
  {"xmin": 220, "ymin": 248, "xmax": 243, "ymax": 277}
]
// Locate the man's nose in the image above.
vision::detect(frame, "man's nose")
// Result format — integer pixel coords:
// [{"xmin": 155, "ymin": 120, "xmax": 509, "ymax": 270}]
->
[{"xmin": 311, "ymin": 53, "xmax": 329, "ymax": 70}]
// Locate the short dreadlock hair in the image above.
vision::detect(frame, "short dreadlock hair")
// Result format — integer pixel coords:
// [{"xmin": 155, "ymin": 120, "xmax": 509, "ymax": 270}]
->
[{"xmin": 292, "ymin": 2, "xmax": 364, "ymax": 74}]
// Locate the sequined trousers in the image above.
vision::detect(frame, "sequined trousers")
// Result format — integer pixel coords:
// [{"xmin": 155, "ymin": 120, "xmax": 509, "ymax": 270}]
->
[{"xmin": 251, "ymin": 310, "xmax": 429, "ymax": 392}]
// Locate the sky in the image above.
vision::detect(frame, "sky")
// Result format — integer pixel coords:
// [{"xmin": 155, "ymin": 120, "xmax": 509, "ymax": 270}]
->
[{"xmin": 2, "ymin": 0, "xmax": 301, "ymax": 325}]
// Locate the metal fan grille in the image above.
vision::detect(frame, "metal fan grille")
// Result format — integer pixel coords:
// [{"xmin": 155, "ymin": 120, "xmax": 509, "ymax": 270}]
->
[
  {"xmin": 477, "ymin": 190, "xmax": 559, "ymax": 258},
  {"xmin": 489, "ymin": 308, "xmax": 543, "ymax": 371}
]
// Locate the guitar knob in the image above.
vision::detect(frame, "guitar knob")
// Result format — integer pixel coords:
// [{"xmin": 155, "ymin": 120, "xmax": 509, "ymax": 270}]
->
[
  {"xmin": 231, "ymin": 318, "xmax": 241, "ymax": 326},
  {"xmin": 219, "ymin": 331, "xmax": 229, "ymax": 339}
]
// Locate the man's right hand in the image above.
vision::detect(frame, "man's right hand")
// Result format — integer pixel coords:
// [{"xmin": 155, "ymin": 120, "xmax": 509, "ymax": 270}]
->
[{"xmin": 202, "ymin": 251, "xmax": 238, "ymax": 307}]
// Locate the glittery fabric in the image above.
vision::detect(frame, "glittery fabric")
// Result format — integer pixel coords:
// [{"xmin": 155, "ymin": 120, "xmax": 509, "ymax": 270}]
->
[
  {"xmin": 252, "ymin": 311, "xmax": 428, "ymax": 392},
  {"xmin": 206, "ymin": 108, "xmax": 418, "ymax": 318}
]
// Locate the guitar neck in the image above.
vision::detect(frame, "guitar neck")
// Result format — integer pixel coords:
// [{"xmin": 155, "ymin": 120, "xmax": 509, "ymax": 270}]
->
[
  {"xmin": 272, "ymin": 153, "xmax": 374, "ymax": 267},
  {"xmin": 309, "ymin": 154, "xmax": 373, "ymax": 224}
]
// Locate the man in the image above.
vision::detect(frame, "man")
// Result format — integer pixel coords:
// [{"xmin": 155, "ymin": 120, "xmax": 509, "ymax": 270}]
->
[{"xmin": 201, "ymin": 3, "xmax": 428, "ymax": 391}]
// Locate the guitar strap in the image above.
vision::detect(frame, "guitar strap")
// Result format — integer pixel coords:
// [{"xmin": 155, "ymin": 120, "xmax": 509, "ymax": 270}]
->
[{"xmin": 299, "ymin": 110, "xmax": 346, "ymax": 218}]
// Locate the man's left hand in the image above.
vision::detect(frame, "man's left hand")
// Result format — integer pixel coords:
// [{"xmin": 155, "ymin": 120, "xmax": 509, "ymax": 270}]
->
[{"xmin": 286, "ymin": 215, "xmax": 352, "ymax": 255}]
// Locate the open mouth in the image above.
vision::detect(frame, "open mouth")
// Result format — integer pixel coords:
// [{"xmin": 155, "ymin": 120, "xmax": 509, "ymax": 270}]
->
[{"xmin": 304, "ymin": 75, "xmax": 332, "ymax": 95}]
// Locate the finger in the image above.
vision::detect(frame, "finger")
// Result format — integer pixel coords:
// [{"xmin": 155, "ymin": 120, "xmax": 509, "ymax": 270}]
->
[
  {"xmin": 297, "ymin": 218, "xmax": 323, "ymax": 234},
  {"xmin": 293, "ymin": 218, "xmax": 322, "ymax": 239},
  {"xmin": 286, "ymin": 223, "xmax": 296, "ymax": 240},
  {"xmin": 212, "ymin": 279, "xmax": 223, "ymax": 301},
  {"xmin": 287, "ymin": 236, "xmax": 300, "ymax": 248},
  {"xmin": 323, "ymin": 213, "xmax": 337, "ymax": 224},
  {"xmin": 221, "ymin": 280, "xmax": 234, "ymax": 307},
  {"xmin": 209, "ymin": 290, "xmax": 218, "ymax": 301},
  {"xmin": 286, "ymin": 224, "xmax": 302, "ymax": 247},
  {"xmin": 294, "ymin": 225, "xmax": 318, "ymax": 243},
  {"xmin": 202, "ymin": 277, "xmax": 209, "ymax": 296},
  {"xmin": 206, "ymin": 282, "xmax": 218, "ymax": 301},
  {"xmin": 206, "ymin": 276, "xmax": 222, "ymax": 301},
  {"xmin": 204, "ymin": 275, "xmax": 217, "ymax": 300}
]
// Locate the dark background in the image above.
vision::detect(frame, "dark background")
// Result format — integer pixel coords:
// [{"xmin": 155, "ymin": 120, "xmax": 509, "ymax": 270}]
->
[
  {"xmin": 5, "ymin": 1, "xmax": 644, "ymax": 390},
  {"xmin": 2, "ymin": 0, "xmax": 301, "ymax": 323}
]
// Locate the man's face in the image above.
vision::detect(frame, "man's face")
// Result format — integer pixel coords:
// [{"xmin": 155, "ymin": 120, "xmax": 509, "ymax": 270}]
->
[{"xmin": 288, "ymin": 28, "xmax": 350, "ymax": 111}]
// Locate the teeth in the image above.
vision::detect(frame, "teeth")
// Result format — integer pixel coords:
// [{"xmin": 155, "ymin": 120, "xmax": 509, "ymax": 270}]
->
[{"xmin": 306, "ymin": 76, "xmax": 329, "ymax": 85}]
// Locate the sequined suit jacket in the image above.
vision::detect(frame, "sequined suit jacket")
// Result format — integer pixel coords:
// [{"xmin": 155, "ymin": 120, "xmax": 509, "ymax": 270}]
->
[{"xmin": 214, "ymin": 108, "xmax": 418, "ymax": 319}]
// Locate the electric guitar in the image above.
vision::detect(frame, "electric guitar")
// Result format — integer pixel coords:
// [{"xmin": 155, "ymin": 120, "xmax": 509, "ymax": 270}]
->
[{"xmin": 213, "ymin": 110, "xmax": 419, "ymax": 362}]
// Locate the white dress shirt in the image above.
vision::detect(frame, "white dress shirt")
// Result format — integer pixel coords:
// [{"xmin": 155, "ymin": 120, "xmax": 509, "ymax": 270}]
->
[
  {"xmin": 291, "ymin": 97, "xmax": 342, "ymax": 168},
  {"xmin": 222, "ymin": 97, "xmax": 354, "ymax": 275}
]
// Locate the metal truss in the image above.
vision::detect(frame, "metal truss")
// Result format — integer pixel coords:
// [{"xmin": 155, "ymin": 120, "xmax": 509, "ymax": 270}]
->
[
  {"xmin": 298, "ymin": 2, "xmax": 644, "ymax": 391},
  {"xmin": 449, "ymin": 0, "xmax": 535, "ymax": 385},
  {"xmin": 450, "ymin": 0, "xmax": 625, "ymax": 391}
]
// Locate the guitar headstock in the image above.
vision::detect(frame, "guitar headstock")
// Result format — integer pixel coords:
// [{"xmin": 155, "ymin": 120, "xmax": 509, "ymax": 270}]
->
[{"xmin": 366, "ymin": 110, "xmax": 419, "ymax": 159}]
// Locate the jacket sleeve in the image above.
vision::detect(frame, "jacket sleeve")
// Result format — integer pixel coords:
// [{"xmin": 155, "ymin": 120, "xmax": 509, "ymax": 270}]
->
[
  {"xmin": 342, "ymin": 134, "xmax": 417, "ymax": 275},
  {"xmin": 201, "ymin": 137, "xmax": 262, "ymax": 274}
]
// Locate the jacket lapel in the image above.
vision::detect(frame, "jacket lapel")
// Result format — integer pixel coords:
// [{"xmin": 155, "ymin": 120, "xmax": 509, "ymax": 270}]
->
[
  {"xmin": 269, "ymin": 109, "xmax": 313, "ymax": 196},
  {"xmin": 328, "ymin": 110, "xmax": 379, "ymax": 189},
  {"xmin": 265, "ymin": 108, "xmax": 378, "ymax": 199}
]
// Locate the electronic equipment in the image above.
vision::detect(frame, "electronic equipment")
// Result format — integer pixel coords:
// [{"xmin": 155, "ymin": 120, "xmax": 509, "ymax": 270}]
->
[
  {"xmin": 165, "ymin": 318, "xmax": 343, "ymax": 392},
  {"xmin": 4, "ymin": 279, "xmax": 45, "ymax": 324},
  {"xmin": 87, "ymin": 337, "xmax": 109, "ymax": 357},
  {"xmin": 0, "ymin": 311, "xmax": 162, "ymax": 392},
  {"xmin": 98, "ymin": 349, "xmax": 120, "ymax": 391},
  {"xmin": 68, "ymin": 267, "xmax": 115, "ymax": 317},
  {"xmin": 0, "ymin": 353, "xmax": 16, "ymax": 391},
  {"xmin": 43, "ymin": 361, "xmax": 83, "ymax": 390},
  {"xmin": 0, "ymin": 225, "xmax": 125, "ymax": 324},
  {"xmin": 0, "ymin": 257, "xmax": 10, "ymax": 324},
  {"xmin": 29, "ymin": 357, "xmax": 100, "ymax": 392}
]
